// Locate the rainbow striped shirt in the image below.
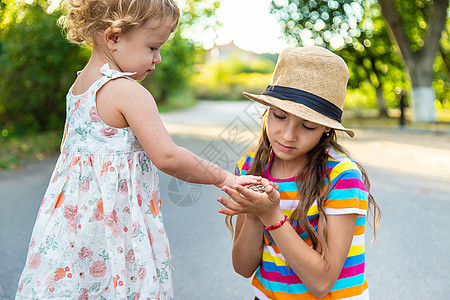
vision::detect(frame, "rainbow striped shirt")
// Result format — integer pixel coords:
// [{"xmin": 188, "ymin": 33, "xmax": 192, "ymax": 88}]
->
[{"xmin": 235, "ymin": 146, "xmax": 369, "ymax": 300}]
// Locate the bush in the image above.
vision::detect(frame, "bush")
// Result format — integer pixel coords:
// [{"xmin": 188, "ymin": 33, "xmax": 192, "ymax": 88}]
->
[
  {"xmin": 191, "ymin": 54, "xmax": 275, "ymax": 100},
  {"xmin": 0, "ymin": 2, "xmax": 89, "ymax": 137}
]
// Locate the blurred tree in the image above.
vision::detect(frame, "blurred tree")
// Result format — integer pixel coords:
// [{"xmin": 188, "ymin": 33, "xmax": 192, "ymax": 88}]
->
[
  {"xmin": 0, "ymin": 0, "xmax": 89, "ymax": 136},
  {"xmin": 378, "ymin": 0, "xmax": 449, "ymax": 123},
  {"xmin": 270, "ymin": 0, "xmax": 449, "ymax": 122},
  {"xmin": 269, "ymin": 0, "xmax": 407, "ymax": 117},
  {"xmin": 432, "ymin": 17, "xmax": 449, "ymax": 112},
  {"xmin": 141, "ymin": 0, "xmax": 220, "ymax": 104}
]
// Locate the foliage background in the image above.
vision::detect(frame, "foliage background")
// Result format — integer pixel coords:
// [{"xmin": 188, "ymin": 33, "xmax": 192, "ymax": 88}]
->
[
  {"xmin": 0, "ymin": 1, "xmax": 90, "ymax": 136},
  {"xmin": 0, "ymin": 0, "xmax": 448, "ymax": 169}
]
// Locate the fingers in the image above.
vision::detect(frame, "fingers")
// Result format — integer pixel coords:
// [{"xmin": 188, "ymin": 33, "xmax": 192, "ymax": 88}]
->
[
  {"xmin": 265, "ymin": 184, "xmax": 280, "ymax": 202},
  {"xmin": 221, "ymin": 186, "xmax": 249, "ymax": 205},
  {"xmin": 217, "ymin": 196, "xmax": 244, "ymax": 216},
  {"xmin": 260, "ymin": 178, "xmax": 271, "ymax": 186},
  {"xmin": 217, "ymin": 195, "xmax": 241, "ymax": 209},
  {"xmin": 233, "ymin": 184, "xmax": 258, "ymax": 199},
  {"xmin": 218, "ymin": 207, "xmax": 240, "ymax": 216},
  {"xmin": 236, "ymin": 175, "xmax": 262, "ymax": 186}
]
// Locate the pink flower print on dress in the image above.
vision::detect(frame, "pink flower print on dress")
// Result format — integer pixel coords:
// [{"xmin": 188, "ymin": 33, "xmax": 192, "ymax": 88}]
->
[
  {"xmin": 93, "ymin": 208, "xmax": 104, "ymax": 221},
  {"xmin": 136, "ymin": 179, "xmax": 142, "ymax": 206},
  {"xmin": 104, "ymin": 210, "xmax": 121, "ymax": 238},
  {"xmin": 89, "ymin": 106, "xmax": 101, "ymax": 123},
  {"xmin": 17, "ymin": 280, "xmax": 23, "ymax": 293},
  {"xmin": 137, "ymin": 193, "xmax": 142, "ymax": 207},
  {"xmin": 166, "ymin": 246, "xmax": 170, "ymax": 258},
  {"xmin": 100, "ymin": 126, "xmax": 118, "ymax": 138},
  {"xmin": 138, "ymin": 265, "xmax": 147, "ymax": 281},
  {"xmin": 126, "ymin": 249, "xmax": 135, "ymax": 264},
  {"xmin": 78, "ymin": 247, "xmax": 93, "ymax": 260},
  {"xmin": 80, "ymin": 92, "xmax": 88, "ymax": 104},
  {"xmin": 128, "ymin": 155, "xmax": 134, "ymax": 169},
  {"xmin": 51, "ymin": 172, "xmax": 59, "ymax": 183},
  {"xmin": 80, "ymin": 177, "xmax": 90, "ymax": 192},
  {"xmin": 111, "ymin": 223, "xmax": 121, "ymax": 238},
  {"xmin": 151, "ymin": 190, "xmax": 160, "ymax": 204},
  {"xmin": 79, "ymin": 288, "xmax": 89, "ymax": 300},
  {"xmin": 148, "ymin": 230, "xmax": 154, "ymax": 246},
  {"xmin": 118, "ymin": 179, "xmax": 128, "ymax": 195},
  {"xmin": 45, "ymin": 275, "xmax": 56, "ymax": 292},
  {"xmin": 63, "ymin": 205, "xmax": 78, "ymax": 233},
  {"xmin": 104, "ymin": 210, "xmax": 118, "ymax": 226},
  {"xmin": 131, "ymin": 292, "xmax": 141, "ymax": 300},
  {"xmin": 28, "ymin": 253, "xmax": 41, "ymax": 269},
  {"xmin": 131, "ymin": 221, "xmax": 139, "ymax": 237},
  {"xmin": 89, "ymin": 261, "xmax": 107, "ymax": 278}
]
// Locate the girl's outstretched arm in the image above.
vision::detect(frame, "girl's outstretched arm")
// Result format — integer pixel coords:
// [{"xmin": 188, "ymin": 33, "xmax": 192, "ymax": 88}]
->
[
  {"xmin": 219, "ymin": 184, "xmax": 357, "ymax": 298},
  {"xmin": 97, "ymin": 79, "xmax": 259, "ymax": 188}
]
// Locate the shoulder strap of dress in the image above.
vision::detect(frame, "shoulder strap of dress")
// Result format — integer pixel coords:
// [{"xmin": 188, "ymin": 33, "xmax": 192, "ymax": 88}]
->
[{"xmin": 97, "ymin": 63, "xmax": 136, "ymax": 88}]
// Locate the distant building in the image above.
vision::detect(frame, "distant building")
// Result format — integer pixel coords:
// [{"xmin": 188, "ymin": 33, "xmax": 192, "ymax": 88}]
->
[{"xmin": 207, "ymin": 41, "xmax": 260, "ymax": 62}]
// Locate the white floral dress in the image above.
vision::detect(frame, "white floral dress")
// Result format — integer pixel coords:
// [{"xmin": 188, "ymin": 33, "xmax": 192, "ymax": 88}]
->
[{"xmin": 16, "ymin": 64, "xmax": 173, "ymax": 300}]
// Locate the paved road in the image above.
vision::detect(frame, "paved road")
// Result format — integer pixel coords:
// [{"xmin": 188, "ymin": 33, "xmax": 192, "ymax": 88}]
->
[{"xmin": 1, "ymin": 101, "xmax": 450, "ymax": 299}]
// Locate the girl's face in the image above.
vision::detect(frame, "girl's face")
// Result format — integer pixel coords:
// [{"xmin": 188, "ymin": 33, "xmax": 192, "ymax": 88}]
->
[
  {"xmin": 111, "ymin": 18, "xmax": 175, "ymax": 81},
  {"xmin": 266, "ymin": 106, "xmax": 330, "ymax": 168}
]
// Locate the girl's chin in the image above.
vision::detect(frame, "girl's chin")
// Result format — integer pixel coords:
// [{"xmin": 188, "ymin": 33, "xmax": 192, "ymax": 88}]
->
[{"xmin": 134, "ymin": 74, "xmax": 147, "ymax": 81}]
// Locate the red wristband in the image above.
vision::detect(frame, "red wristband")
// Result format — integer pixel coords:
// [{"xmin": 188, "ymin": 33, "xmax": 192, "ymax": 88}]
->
[{"xmin": 264, "ymin": 214, "xmax": 288, "ymax": 231}]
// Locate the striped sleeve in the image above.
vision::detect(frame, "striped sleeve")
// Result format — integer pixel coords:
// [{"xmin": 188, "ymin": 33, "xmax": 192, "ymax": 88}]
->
[
  {"xmin": 235, "ymin": 151, "xmax": 256, "ymax": 176},
  {"xmin": 324, "ymin": 161, "xmax": 368, "ymax": 216}
]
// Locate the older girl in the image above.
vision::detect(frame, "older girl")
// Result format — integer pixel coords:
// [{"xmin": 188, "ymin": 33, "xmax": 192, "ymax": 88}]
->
[{"xmin": 219, "ymin": 47, "xmax": 380, "ymax": 299}]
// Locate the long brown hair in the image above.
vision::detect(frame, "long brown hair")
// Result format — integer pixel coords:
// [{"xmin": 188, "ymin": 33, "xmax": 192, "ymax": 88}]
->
[{"xmin": 226, "ymin": 109, "xmax": 380, "ymax": 266}]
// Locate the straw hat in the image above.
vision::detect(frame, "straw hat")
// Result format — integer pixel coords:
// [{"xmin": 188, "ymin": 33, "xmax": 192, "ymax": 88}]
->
[{"xmin": 243, "ymin": 46, "xmax": 354, "ymax": 137}]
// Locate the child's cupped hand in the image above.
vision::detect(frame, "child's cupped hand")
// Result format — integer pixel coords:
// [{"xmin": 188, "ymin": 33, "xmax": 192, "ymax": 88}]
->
[{"xmin": 217, "ymin": 178, "xmax": 281, "ymax": 219}]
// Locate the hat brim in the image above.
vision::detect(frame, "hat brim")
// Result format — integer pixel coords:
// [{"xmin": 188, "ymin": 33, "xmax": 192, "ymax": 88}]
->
[{"xmin": 243, "ymin": 92, "xmax": 355, "ymax": 137}]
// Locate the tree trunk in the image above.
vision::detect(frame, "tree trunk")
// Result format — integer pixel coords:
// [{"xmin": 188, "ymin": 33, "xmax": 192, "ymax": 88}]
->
[
  {"xmin": 369, "ymin": 56, "xmax": 389, "ymax": 117},
  {"xmin": 378, "ymin": 0, "xmax": 449, "ymax": 123},
  {"xmin": 410, "ymin": 86, "xmax": 436, "ymax": 123},
  {"xmin": 375, "ymin": 85, "xmax": 388, "ymax": 117}
]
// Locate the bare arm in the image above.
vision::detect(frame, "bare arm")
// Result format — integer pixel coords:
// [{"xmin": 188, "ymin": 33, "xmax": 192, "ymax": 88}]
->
[
  {"xmin": 96, "ymin": 79, "xmax": 259, "ymax": 187},
  {"xmin": 230, "ymin": 214, "xmax": 264, "ymax": 278},
  {"xmin": 219, "ymin": 184, "xmax": 357, "ymax": 298}
]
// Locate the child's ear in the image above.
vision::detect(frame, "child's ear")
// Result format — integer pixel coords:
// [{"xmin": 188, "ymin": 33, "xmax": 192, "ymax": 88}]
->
[{"xmin": 104, "ymin": 27, "xmax": 120, "ymax": 52}]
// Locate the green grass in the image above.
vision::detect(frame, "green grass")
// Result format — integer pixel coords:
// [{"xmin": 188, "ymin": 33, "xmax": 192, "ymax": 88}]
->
[{"xmin": 0, "ymin": 131, "xmax": 62, "ymax": 170}]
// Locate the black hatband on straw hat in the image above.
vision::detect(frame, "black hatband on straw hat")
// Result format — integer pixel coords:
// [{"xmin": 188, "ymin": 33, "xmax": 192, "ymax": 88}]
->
[{"xmin": 262, "ymin": 85, "xmax": 343, "ymax": 123}]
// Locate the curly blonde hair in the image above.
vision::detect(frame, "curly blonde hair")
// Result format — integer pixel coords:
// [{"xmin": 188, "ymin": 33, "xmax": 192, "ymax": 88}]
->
[{"xmin": 58, "ymin": 0, "xmax": 180, "ymax": 46}]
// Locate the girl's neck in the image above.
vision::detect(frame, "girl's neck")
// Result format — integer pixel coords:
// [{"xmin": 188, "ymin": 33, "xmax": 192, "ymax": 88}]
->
[
  {"xmin": 269, "ymin": 153, "xmax": 306, "ymax": 180},
  {"xmin": 71, "ymin": 47, "xmax": 118, "ymax": 95},
  {"xmin": 87, "ymin": 47, "xmax": 120, "ymax": 71}
]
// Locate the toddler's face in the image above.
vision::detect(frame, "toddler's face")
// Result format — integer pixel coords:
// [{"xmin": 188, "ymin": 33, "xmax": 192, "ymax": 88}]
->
[
  {"xmin": 266, "ymin": 106, "xmax": 329, "ymax": 165},
  {"xmin": 112, "ymin": 18, "xmax": 175, "ymax": 81}
]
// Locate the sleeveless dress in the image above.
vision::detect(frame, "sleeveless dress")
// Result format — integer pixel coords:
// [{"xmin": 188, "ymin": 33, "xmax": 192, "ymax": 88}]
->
[{"xmin": 16, "ymin": 64, "xmax": 173, "ymax": 300}]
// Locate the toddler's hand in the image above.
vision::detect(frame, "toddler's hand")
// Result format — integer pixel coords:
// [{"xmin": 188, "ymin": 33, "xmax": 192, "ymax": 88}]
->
[
  {"xmin": 215, "ymin": 173, "xmax": 261, "ymax": 189},
  {"xmin": 217, "ymin": 178, "xmax": 281, "ymax": 218}
]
